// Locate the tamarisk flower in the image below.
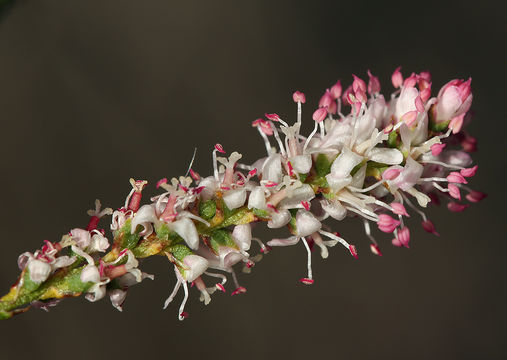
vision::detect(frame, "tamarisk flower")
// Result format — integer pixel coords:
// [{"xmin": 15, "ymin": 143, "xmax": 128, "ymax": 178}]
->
[{"xmin": 0, "ymin": 68, "xmax": 485, "ymax": 321}]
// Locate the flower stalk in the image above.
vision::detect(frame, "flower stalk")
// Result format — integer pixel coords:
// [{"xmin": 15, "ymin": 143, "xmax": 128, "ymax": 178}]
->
[{"xmin": 0, "ymin": 68, "xmax": 485, "ymax": 320}]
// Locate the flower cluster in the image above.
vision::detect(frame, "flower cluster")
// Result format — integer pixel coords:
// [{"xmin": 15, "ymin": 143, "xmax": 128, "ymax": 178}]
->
[{"xmin": 0, "ymin": 68, "xmax": 484, "ymax": 321}]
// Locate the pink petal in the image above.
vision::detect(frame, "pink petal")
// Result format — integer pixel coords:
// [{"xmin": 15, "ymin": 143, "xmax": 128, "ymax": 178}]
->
[{"xmin": 460, "ymin": 165, "xmax": 478, "ymax": 177}]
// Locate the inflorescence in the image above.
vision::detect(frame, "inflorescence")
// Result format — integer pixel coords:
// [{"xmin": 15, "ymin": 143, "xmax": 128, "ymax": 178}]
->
[{"xmin": 0, "ymin": 68, "xmax": 485, "ymax": 320}]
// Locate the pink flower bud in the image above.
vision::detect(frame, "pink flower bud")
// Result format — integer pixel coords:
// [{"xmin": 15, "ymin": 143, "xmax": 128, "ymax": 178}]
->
[
  {"xmin": 292, "ymin": 91, "xmax": 306, "ymax": 103},
  {"xmin": 448, "ymin": 184, "xmax": 461, "ymax": 200},
  {"xmin": 392, "ymin": 227, "xmax": 410, "ymax": 248},
  {"xmin": 319, "ymin": 89, "xmax": 333, "ymax": 108},
  {"xmin": 460, "ymin": 165, "xmax": 478, "ymax": 177},
  {"xmin": 422, "ymin": 219, "xmax": 439, "ymax": 236},
  {"xmin": 447, "ymin": 172, "xmax": 467, "ymax": 184},
  {"xmin": 447, "ymin": 202, "xmax": 468, "ymax": 212},
  {"xmin": 367, "ymin": 70, "xmax": 381, "ymax": 94},
  {"xmin": 431, "ymin": 143, "xmax": 446, "ymax": 156},
  {"xmin": 391, "ymin": 66, "xmax": 403, "ymax": 88},
  {"xmin": 312, "ymin": 107, "xmax": 327, "ymax": 123},
  {"xmin": 434, "ymin": 78, "xmax": 473, "ymax": 123},
  {"xmin": 330, "ymin": 80, "xmax": 342, "ymax": 99},
  {"xmin": 391, "ymin": 202, "xmax": 410, "ymax": 217},
  {"xmin": 352, "ymin": 74, "xmax": 366, "ymax": 93},
  {"xmin": 465, "ymin": 190, "xmax": 487, "ymax": 203},
  {"xmin": 377, "ymin": 214, "xmax": 400, "ymax": 233}
]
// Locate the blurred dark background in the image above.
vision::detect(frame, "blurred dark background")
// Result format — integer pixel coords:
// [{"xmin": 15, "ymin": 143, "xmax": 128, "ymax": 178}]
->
[{"xmin": 0, "ymin": 1, "xmax": 505, "ymax": 359}]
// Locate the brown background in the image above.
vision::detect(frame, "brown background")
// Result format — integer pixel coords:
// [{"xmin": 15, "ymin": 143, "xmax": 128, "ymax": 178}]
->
[{"xmin": 0, "ymin": 1, "xmax": 505, "ymax": 359}]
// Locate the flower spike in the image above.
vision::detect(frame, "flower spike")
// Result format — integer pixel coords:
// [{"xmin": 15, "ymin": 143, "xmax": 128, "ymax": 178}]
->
[{"xmin": 0, "ymin": 68, "xmax": 484, "ymax": 321}]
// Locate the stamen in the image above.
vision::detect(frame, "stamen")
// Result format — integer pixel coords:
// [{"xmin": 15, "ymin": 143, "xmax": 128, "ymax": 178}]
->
[
  {"xmin": 301, "ymin": 237, "xmax": 313, "ymax": 282},
  {"xmin": 303, "ymin": 122, "xmax": 319, "ymax": 152}
]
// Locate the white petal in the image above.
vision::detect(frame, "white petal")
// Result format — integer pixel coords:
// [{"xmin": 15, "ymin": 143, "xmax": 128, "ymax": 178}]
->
[
  {"xmin": 290, "ymin": 154, "xmax": 312, "ymax": 174},
  {"xmin": 369, "ymin": 148, "xmax": 403, "ymax": 165},
  {"xmin": 52, "ymin": 255, "xmax": 76, "ymax": 268},
  {"xmin": 279, "ymin": 184, "xmax": 315, "ymax": 209},
  {"xmin": 182, "ymin": 254, "xmax": 209, "ymax": 282},
  {"xmin": 70, "ymin": 228, "xmax": 91, "ymax": 249},
  {"xmin": 295, "ymin": 210, "xmax": 321, "ymax": 237},
  {"xmin": 350, "ymin": 164, "xmax": 367, "ymax": 188},
  {"xmin": 325, "ymin": 174, "xmax": 352, "ymax": 193},
  {"xmin": 247, "ymin": 186, "xmax": 267, "ymax": 210},
  {"xmin": 172, "ymin": 218, "xmax": 199, "ymax": 250},
  {"xmin": 321, "ymin": 200, "xmax": 347, "ymax": 221},
  {"xmin": 388, "ymin": 156, "xmax": 423, "ymax": 191},
  {"xmin": 27, "ymin": 259, "xmax": 51, "ymax": 283},
  {"xmin": 267, "ymin": 209, "xmax": 291, "ymax": 228},
  {"xmin": 267, "ymin": 236, "xmax": 299, "ymax": 247},
  {"xmin": 109, "ymin": 289, "xmax": 127, "ymax": 312},
  {"xmin": 223, "ymin": 188, "xmax": 247, "ymax": 210},
  {"xmin": 131, "ymin": 204, "xmax": 158, "ymax": 235},
  {"xmin": 232, "ymin": 224, "xmax": 252, "ymax": 251},
  {"xmin": 89, "ymin": 234, "xmax": 110, "ymax": 253},
  {"xmin": 198, "ymin": 176, "xmax": 218, "ymax": 202},
  {"xmin": 80, "ymin": 264, "xmax": 100, "ymax": 283},
  {"xmin": 330, "ymin": 147, "xmax": 363, "ymax": 178},
  {"xmin": 262, "ymin": 153, "xmax": 283, "ymax": 183}
]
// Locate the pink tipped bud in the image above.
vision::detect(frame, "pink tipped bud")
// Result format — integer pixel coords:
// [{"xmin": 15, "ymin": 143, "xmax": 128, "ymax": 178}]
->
[
  {"xmin": 370, "ymin": 243, "xmax": 383, "ymax": 256},
  {"xmin": 312, "ymin": 107, "xmax": 328, "ymax": 123},
  {"xmin": 465, "ymin": 190, "xmax": 487, "ymax": 203},
  {"xmin": 391, "ymin": 66, "xmax": 403, "ymax": 88},
  {"xmin": 393, "ymin": 227, "xmax": 410, "ymax": 248},
  {"xmin": 377, "ymin": 214, "xmax": 401, "ymax": 233},
  {"xmin": 447, "ymin": 202, "xmax": 469, "ymax": 212},
  {"xmin": 448, "ymin": 184, "xmax": 461, "ymax": 200},
  {"xmin": 214, "ymin": 143, "xmax": 226, "ymax": 154},
  {"xmin": 319, "ymin": 90, "xmax": 333, "ymax": 108},
  {"xmin": 352, "ymin": 74, "xmax": 366, "ymax": 93},
  {"xmin": 216, "ymin": 283, "xmax": 226, "ymax": 293},
  {"xmin": 299, "ymin": 278, "xmax": 314, "ymax": 285},
  {"xmin": 447, "ymin": 172, "xmax": 467, "ymax": 184},
  {"xmin": 391, "ymin": 202, "xmax": 410, "ymax": 217},
  {"xmin": 431, "ymin": 143, "xmax": 446, "ymax": 156},
  {"xmin": 156, "ymin": 178, "xmax": 168, "ymax": 189},
  {"xmin": 265, "ymin": 113, "xmax": 281, "ymax": 122},
  {"xmin": 330, "ymin": 80, "xmax": 342, "ymax": 99},
  {"xmin": 367, "ymin": 70, "xmax": 381, "ymax": 94},
  {"xmin": 422, "ymin": 219, "xmax": 439, "ymax": 236},
  {"xmin": 382, "ymin": 167, "xmax": 402, "ymax": 180},
  {"xmin": 248, "ymin": 168, "xmax": 258, "ymax": 177},
  {"xmin": 460, "ymin": 165, "xmax": 478, "ymax": 177},
  {"xmin": 349, "ymin": 245, "xmax": 358, "ymax": 259},
  {"xmin": 292, "ymin": 91, "xmax": 306, "ymax": 103},
  {"xmin": 401, "ymin": 111, "xmax": 418, "ymax": 127}
]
